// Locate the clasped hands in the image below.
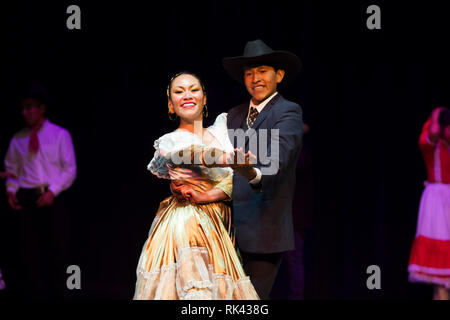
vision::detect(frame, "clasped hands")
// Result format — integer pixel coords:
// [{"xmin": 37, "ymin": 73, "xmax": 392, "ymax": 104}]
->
[{"xmin": 178, "ymin": 146, "xmax": 257, "ymax": 178}]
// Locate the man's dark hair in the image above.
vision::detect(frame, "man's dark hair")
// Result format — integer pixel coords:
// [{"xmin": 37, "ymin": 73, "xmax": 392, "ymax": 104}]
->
[{"xmin": 20, "ymin": 83, "xmax": 49, "ymax": 106}]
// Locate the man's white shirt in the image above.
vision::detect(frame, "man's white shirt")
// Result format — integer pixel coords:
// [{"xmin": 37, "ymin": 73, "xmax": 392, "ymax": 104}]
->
[{"xmin": 4, "ymin": 119, "xmax": 77, "ymax": 196}]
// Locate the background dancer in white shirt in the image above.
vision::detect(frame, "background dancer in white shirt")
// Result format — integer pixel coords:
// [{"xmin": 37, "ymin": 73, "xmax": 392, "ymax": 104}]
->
[{"xmin": 3, "ymin": 86, "xmax": 77, "ymax": 299}]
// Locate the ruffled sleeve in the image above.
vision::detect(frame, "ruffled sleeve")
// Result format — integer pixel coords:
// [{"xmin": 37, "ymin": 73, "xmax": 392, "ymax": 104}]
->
[
  {"xmin": 147, "ymin": 138, "xmax": 170, "ymax": 179},
  {"xmin": 208, "ymin": 113, "xmax": 234, "ymax": 153},
  {"xmin": 147, "ymin": 131, "xmax": 201, "ymax": 179},
  {"xmin": 211, "ymin": 112, "xmax": 228, "ymax": 131}
]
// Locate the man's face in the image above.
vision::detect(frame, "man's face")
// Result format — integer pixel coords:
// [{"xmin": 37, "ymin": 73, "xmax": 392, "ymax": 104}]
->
[
  {"xmin": 21, "ymin": 98, "xmax": 45, "ymax": 128},
  {"xmin": 243, "ymin": 65, "xmax": 285, "ymax": 104}
]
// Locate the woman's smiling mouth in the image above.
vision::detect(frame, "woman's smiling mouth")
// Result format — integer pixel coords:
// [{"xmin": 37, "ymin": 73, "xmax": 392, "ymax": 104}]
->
[{"xmin": 181, "ymin": 102, "xmax": 196, "ymax": 108}]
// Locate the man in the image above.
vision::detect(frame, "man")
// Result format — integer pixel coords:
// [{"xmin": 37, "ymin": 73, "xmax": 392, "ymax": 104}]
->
[
  {"xmin": 4, "ymin": 87, "xmax": 77, "ymax": 299},
  {"xmin": 222, "ymin": 39, "xmax": 304, "ymax": 299}
]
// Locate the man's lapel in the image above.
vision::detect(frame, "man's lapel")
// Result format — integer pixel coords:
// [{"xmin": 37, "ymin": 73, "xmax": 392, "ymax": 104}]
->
[
  {"xmin": 228, "ymin": 103, "xmax": 249, "ymax": 143},
  {"xmin": 244, "ymin": 93, "xmax": 281, "ymax": 146}
]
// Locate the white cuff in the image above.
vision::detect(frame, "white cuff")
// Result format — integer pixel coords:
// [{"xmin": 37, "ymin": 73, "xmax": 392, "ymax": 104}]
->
[{"xmin": 249, "ymin": 167, "xmax": 262, "ymax": 185}]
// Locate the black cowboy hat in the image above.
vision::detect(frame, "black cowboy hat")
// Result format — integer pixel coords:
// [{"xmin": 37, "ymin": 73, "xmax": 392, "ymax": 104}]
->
[
  {"xmin": 20, "ymin": 82, "xmax": 49, "ymax": 105},
  {"xmin": 222, "ymin": 39, "xmax": 301, "ymax": 85}
]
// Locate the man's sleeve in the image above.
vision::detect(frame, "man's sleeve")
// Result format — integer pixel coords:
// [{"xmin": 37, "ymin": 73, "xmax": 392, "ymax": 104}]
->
[
  {"xmin": 249, "ymin": 167, "xmax": 262, "ymax": 185},
  {"xmin": 4, "ymin": 137, "xmax": 20, "ymax": 194},
  {"xmin": 48, "ymin": 129, "xmax": 77, "ymax": 197},
  {"xmin": 257, "ymin": 103, "xmax": 303, "ymax": 190}
]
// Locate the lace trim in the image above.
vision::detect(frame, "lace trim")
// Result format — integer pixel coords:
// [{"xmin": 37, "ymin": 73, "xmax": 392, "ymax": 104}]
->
[
  {"xmin": 182, "ymin": 279, "xmax": 214, "ymax": 292},
  {"xmin": 184, "ymin": 290, "xmax": 212, "ymax": 300},
  {"xmin": 409, "ymin": 271, "xmax": 450, "ymax": 288},
  {"xmin": 409, "ymin": 264, "xmax": 450, "ymax": 275},
  {"xmin": 137, "ymin": 264, "xmax": 177, "ymax": 279},
  {"xmin": 136, "ymin": 246, "xmax": 250, "ymax": 299},
  {"xmin": 147, "ymin": 144, "xmax": 171, "ymax": 179},
  {"xmin": 136, "ymin": 246, "xmax": 211, "ymax": 279}
]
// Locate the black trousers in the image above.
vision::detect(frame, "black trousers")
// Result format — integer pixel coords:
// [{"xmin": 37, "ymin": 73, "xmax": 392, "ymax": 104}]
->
[
  {"xmin": 240, "ymin": 251, "xmax": 284, "ymax": 300},
  {"xmin": 5, "ymin": 188, "xmax": 69, "ymax": 299}
]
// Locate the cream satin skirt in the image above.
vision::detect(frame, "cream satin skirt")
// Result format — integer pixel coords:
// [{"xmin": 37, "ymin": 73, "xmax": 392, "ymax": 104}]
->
[{"xmin": 133, "ymin": 196, "xmax": 259, "ymax": 300}]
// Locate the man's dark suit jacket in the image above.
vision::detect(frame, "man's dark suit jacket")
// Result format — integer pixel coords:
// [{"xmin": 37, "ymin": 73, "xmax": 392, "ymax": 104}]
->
[{"xmin": 227, "ymin": 93, "xmax": 303, "ymax": 254}]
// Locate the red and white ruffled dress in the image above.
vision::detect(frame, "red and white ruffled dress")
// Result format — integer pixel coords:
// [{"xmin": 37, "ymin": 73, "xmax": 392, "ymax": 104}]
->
[{"xmin": 408, "ymin": 119, "xmax": 450, "ymax": 288}]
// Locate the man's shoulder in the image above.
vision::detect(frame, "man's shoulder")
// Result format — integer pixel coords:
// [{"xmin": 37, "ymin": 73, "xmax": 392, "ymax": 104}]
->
[
  {"xmin": 272, "ymin": 94, "xmax": 301, "ymax": 112},
  {"xmin": 261, "ymin": 96, "xmax": 302, "ymax": 127},
  {"xmin": 46, "ymin": 121, "xmax": 71, "ymax": 135},
  {"xmin": 226, "ymin": 102, "xmax": 248, "ymax": 124},
  {"xmin": 12, "ymin": 127, "xmax": 30, "ymax": 140}
]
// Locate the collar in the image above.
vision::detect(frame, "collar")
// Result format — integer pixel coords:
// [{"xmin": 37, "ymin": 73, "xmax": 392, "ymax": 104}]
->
[
  {"xmin": 39, "ymin": 118, "xmax": 49, "ymax": 131},
  {"xmin": 249, "ymin": 91, "xmax": 278, "ymax": 113},
  {"xmin": 29, "ymin": 118, "xmax": 49, "ymax": 132}
]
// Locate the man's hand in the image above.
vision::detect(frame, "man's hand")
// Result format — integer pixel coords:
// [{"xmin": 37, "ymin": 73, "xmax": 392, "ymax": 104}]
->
[
  {"xmin": 215, "ymin": 148, "xmax": 256, "ymax": 168},
  {"xmin": 7, "ymin": 192, "xmax": 22, "ymax": 210},
  {"xmin": 36, "ymin": 190, "xmax": 54, "ymax": 208},
  {"xmin": 229, "ymin": 148, "xmax": 257, "ymax": 181}
]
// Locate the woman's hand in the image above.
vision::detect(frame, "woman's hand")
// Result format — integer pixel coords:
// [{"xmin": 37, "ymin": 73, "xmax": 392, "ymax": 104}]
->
[
  {"xmin": 211, "ymin": 148, "xmax": 256, "ymax": 167},
  {"xmin": 171, "ymin": 181, "xmax": 211, "ymax": 203},
  {"xmin": 180, "ymin": 186, "xmax": 212, "ymax": 204},
  {"xmin": 171, "ymin": 182, "xmax": 229, "ymax": 204},
  {"xmin": 170, "ymin": 180, "xmax": 186, "ymax": 201},
  {"xmin": 431, "ymin": 107, "xmax": 447, "ymax": 120},
  {"xmin": 230, "ymin": 148, "xmax": 256, "ymax": 167},
  {"xmin": 429, "ymin": 107, "xmax": 447, "ymax": 143}
]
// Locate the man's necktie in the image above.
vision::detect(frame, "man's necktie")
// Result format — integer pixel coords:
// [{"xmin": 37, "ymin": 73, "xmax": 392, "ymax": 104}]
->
[
  {"xmin": 29, "ymin": 121, "xmax": 44, "ymax": 154},
  {"xmin": 247, "ymin": 107, "xmax": 259, "ymax": 128}
]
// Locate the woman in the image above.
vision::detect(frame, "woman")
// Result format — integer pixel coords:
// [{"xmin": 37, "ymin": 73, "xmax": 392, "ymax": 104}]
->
[
  {"xmin": 408, "ymin": 107, "xmax": 450, "ymax": 300},
  {"xmin": 133, "ymin": 72, "xmax": 259, "ymax": 300}
]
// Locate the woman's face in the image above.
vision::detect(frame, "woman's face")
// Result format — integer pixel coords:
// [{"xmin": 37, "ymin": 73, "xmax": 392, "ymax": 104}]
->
[{"xmin": 168, "ymin": 74, "xmax": 206, "ymax": 123}]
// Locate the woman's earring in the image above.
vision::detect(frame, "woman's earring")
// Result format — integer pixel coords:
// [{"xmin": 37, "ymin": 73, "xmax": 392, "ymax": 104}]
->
[
  {"xmin": 203, "ymin": 105, "xmax": 208, "ymax": 118},
  {"xmin": 168, "ymin": 110, "xmax": 177, "ymax": 121}
]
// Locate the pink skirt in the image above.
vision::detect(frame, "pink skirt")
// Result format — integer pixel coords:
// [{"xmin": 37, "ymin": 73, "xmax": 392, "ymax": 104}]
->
[{"xmin": 408, "ymin": 183, "xmax": 450, "ymax": 288}]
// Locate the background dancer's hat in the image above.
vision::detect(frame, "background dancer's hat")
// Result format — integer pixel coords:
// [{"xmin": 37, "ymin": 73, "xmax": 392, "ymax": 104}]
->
[{"xmin": 222, "ymin": 39, "xmax": 302, "ymax": 85}]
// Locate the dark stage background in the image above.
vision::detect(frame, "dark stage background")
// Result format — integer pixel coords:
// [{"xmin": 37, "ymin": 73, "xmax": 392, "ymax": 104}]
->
[{"xmin": 1, "ymin": 0, "xmax": 449, "ymax": 299}]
